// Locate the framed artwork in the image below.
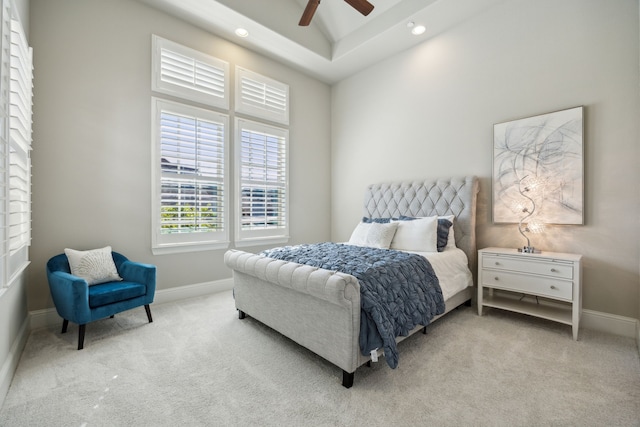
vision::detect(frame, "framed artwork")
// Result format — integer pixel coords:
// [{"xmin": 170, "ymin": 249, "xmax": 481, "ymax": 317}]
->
[{"xmin": 492, "ymin": 106, "xmax": 584, "ymax": 225}]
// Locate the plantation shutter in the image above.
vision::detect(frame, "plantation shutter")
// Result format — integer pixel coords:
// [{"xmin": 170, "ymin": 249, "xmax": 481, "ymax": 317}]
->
[
  {"xmin": 0, "ymin": 0, "xmax": 10, "ymax": 285},
  {"xmin": 152, "ymin": 35, "xmax": 229, "ymax": 109},
  {"xmin": 235, "ymin": 119, "xmax": 288, "ymax": 245},
  {"xmin": 235, "ymin": 67, "xmax": 289, "ymax": 125},
  {"xmin": 8, "ymin": 17, "xmax": 32, "ymax": 263},
  {"xmin": 152, "ymin": 98, "xmax": 229, "ymax": 252}
]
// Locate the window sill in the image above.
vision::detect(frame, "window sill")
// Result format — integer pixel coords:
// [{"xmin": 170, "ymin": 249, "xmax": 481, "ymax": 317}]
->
[
  {"xmin": 152, "ymin": 241, "xmax": 230, "ymax": 255},
  {"xmin": 234, "ymin": 236, "xmax": 289, "ymax": 248},
  {"xmin": 1, "ymin": 260, "xmax": 31, "ymax": 297}
]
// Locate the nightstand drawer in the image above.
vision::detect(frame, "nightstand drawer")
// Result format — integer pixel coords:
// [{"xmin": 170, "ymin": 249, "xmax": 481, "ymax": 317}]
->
[
  {"xmin": 481, "ymin": 270, "xmax": 573, "ymax": 301},
  {"xmin": 482, "ymin": 255, "xmax": 573, "ymax": 279}
]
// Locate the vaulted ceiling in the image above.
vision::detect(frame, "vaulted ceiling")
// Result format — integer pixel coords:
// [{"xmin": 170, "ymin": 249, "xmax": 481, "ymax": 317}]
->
[{"xmin": 139, "ymin": 0, "xmax": 505, "ymax": 84}]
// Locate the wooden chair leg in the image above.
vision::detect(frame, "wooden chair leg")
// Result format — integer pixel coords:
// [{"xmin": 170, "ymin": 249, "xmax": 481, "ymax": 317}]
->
[
  {"xmin": 61, "ymin": 319, "xmax": 69, "ymax": 334},
  {"xmin": 77, "ymin": 324, "xmax": 86, "ymax": 350},
  {"xmin": 144, "ymin": 304, "xmax": 153, "ymax": 323}
]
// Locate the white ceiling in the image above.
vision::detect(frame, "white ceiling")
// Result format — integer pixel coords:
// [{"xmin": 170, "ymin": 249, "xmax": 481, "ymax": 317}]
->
[{"xmin": 139, "ymin": 0, "xmax": 505, "ymax": 84}]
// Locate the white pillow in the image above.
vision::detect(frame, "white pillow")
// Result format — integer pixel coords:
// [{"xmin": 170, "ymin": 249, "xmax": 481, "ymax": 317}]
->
[
  {"xmin": 390, "ymin": 216, "xmax": 438, "ymax": 252},
  {"xmin": 64, "ymin": 246, "xmax": 123, "ymax": 285},
  {"xmin": 348, "ymin": 221, "xmax": 398, "ymax": 249}
]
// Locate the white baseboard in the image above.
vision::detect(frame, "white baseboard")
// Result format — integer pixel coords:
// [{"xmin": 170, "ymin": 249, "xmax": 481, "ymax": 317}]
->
[
  {"xmin": 29, "ymin": 278, "xmax": 234, "ymax": 331},
  {"xmin": 153, "ymin": 278, "xmax": 233, "ymax": 306},
  {"xmin": 0, "ymin": 316, "xmax": 29, "ymax": 410},
  {"xmin": 581, "ymin": 309, "xmax": 638, "ymax": 339}
]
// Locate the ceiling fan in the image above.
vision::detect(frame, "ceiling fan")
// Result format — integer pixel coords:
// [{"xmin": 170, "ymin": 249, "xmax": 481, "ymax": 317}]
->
[{"xmin": 299, "ymin": 0, "xmax": 375, "ymax": 26}]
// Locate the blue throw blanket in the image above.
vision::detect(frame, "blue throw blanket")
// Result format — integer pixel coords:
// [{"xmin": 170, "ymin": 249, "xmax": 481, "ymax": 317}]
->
[{"xmin": 261, "ymin": 242, "xmax": 445, "ymax": 369}]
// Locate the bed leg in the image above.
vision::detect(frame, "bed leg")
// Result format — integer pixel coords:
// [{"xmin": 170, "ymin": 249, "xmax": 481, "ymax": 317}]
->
[
  {"xmin": 342, "ymin": 371, "xmax": 354, "ymax": 388},
  {"xmin": 464, "ymin": 298, "xmax": 472, "ymax": 307},
  {"xmin": 238, "ymin": 310, "xmax": 246, "ymax": 319},
  {"xmin": 366, "ymin": 360, "xmax": 371, "ymax": 368},
  {"xmin": 422, "ymin": 326, "xmax": 427, "ymax": 334}
]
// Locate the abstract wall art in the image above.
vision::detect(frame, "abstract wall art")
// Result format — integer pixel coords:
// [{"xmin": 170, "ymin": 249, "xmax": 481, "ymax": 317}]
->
[{"xmin": 492, "ymin": 106, "xmax": 584, "ymax": 225}]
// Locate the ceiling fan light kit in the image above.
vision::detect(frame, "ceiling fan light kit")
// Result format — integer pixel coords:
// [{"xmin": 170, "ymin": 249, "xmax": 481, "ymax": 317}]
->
[{"xmin": 299, "ymin": 0, "xmax": 374, "ymax": 26}]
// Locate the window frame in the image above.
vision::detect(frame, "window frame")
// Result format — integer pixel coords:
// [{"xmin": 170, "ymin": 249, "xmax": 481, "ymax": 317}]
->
[
  {"xmin": 151, "ymin": 97, "xmax": 230, "ymax": 255},
  {"xmin": 150, "ymin": 36, "xmax": 291, "ymax": 253},
  {"xmin": 235, "ymin": 66, "xmax": 289, "ymax": 125},
  {"xmin": 152, "ymin": 35, "xmax": 230, "ymax": 110},
  {"xmin": 234, "ymin": 117, "xmax": 289, "ymax": 247},
  {"xmin": 6, "ymin": 14, "xmax": 31, "ymax": 283}
]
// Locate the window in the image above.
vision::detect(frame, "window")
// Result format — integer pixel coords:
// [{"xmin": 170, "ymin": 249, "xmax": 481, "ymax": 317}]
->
[
  {"xmin": 151, "ymin": 37, "xmax": 290, "ymax": 252},
  {"xmin": 0, "ymin": 0, "xmax": 9, "ymax": 289},
  {"xmin": 151, "ymin": 36, "xmax": 231, "ymax": 254},
  {"xmin": 235, "ymin": 66, "xmax": 289, "ymax": 125},
  {"xmin": 7, "ymin": 16, "xmax": 31, "ymax": 281},
  {"xmin": 235, "ymin": 119, "xmax": 288, "ymax": 246},
  {"xmin": 151, "ymin": 98, "xmax": 229, "ymax": 254},
  {"xmin": 152, "ymin": 35, "xmax": 229, "ymax": 109}
]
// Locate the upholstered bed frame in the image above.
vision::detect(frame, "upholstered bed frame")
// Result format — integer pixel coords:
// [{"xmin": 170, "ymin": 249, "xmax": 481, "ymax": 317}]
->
[{"xmin": 224, "ymin": 176, "xmax": 479, "ymax": 387}]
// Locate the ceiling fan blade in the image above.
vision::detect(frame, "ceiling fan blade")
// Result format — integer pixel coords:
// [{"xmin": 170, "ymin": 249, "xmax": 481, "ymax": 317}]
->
[
  {"xmin": 299, "ymin": 0, "xmax": 321, "ymax": 26},
  {"xmin": 344, "ymin": 0, "xmax": 374, "ymax": 16}
]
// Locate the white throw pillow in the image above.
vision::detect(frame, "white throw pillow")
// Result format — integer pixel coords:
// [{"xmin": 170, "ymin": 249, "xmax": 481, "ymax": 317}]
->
[
  {"xmin": 390, "ymin": 216, "xmax": 438, "ymax": 252},
  {"xmin": 348, "ymin": 222, "xmax": 371, "ymax": 246},
  {"xmin": 64, "ymin": 246, "xmax": 123, "ymax": 285},
  {"xmin": 348, "ymin": 221, "xmax": 398, "ymax": 249}
]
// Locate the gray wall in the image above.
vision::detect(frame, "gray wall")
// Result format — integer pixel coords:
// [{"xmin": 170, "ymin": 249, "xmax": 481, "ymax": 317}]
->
[
  {"xmin": 28, "ymin": 0, "xmax": 332, "ymax": 311},
  {"xmin": 331, "ymin": 0, "xmax": 640, "ymax": 318}
]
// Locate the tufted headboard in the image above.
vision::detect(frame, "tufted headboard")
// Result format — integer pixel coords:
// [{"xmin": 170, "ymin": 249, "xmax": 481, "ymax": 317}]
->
[{"xmin": 363, "ymin": 176, "xmax": 480, "ymax": 273}]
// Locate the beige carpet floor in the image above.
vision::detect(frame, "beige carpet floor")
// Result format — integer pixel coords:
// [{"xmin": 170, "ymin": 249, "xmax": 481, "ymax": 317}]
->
[{"xmin": 1, "ymin": 290, "xmax": 639, "ymax": 426}]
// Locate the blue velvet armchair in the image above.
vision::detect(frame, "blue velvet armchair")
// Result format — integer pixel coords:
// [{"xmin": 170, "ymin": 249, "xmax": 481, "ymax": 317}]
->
[{"xmin": 46, "ymin": 251, "xmax": 156, "ymax": 350}]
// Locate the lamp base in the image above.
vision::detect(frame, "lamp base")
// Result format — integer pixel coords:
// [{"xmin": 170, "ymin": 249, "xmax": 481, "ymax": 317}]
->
[{"xmin": 518, "ymin": 246, "xmax": 541, "ymax": 254}]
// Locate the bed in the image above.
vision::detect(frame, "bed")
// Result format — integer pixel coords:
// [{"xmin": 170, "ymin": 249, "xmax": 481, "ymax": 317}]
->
[{"xmin": 224, "ymin": 176, "xmax": 479, "ymax": 387}]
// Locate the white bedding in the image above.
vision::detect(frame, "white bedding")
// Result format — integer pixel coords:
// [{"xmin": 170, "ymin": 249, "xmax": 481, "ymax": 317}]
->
[{"xmin": 410, "ymin": 247, "xmax": 473, "ymax": 301}]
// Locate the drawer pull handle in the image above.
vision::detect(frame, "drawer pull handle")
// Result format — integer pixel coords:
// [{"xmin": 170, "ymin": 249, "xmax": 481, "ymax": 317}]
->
[
  {"xmin": 550, "ymin": 285, "xmax": 557, "ymax": 290},
  {"xmin": 494, "ymin": 277, "xmax": 499, "ymax": 281},
  {"xmin": 550, "ymin": 268, "xmax": 558, "ymax": 273},
  {"xmin": 495, "ymin": 262, "xmax": 500, "ymax": 266}
]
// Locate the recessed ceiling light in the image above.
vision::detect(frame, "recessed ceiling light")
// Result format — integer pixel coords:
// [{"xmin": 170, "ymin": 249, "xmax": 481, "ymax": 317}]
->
[
  {"xmin": 411, "ymin": 25, "xmax": 426, "ymax": 35},
  {"xmin": 235, "ymin": 28, "xmax": 249, "ymax": 38}
]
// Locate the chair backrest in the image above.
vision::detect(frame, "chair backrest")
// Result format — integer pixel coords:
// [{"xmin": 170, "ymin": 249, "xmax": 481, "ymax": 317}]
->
[{"xmin": 46, "ymin": 253, "xmax": 71, "ymax": 274}]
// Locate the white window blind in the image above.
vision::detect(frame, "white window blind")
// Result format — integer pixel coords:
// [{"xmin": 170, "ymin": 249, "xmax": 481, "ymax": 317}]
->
[
  {"xmin": 0, "ymin": 0, "xmax": 10, "ymax": 287},
  {"xmin": 235, "ymin": 67, "xmax": 289, "ymax": 125},
  {"xmin": 235, "ymin": 118, "xmax": 288, "ymax": 245},
  {"xmin": 152, "ymin": 98, "xmax": 229, "ymax": 253},
  {"xmin": 8, "ymin": 145, "xmax": 28, "ymax": 253},
  {"xmin": 152, "ymin": 35, "xmax": 229, "ymax": 109},
  {"xmin": 8, "ymin": 17, "xmax": 31, "ymax": 271}
]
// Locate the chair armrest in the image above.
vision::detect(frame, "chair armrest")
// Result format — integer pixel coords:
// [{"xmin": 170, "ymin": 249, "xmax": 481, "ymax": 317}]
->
[
  {"xmin": 119, "ymin": 261, "xmax": 156, "ymax": 297},
  {"xmin": 47, "ymin": 271, "xmax": 92, "ymax": 323}
]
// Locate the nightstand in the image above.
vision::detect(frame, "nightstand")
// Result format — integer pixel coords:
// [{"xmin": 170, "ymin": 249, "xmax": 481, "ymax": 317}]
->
[{"xmin": 478, "ymin": 247, "xmax": 582, "ymax": 340}]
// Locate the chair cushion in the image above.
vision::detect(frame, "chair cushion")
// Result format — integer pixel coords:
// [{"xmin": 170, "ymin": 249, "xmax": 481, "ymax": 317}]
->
[{"xmin": 88, "ymin": 281, "xmax": 147, "ymax": 308}]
